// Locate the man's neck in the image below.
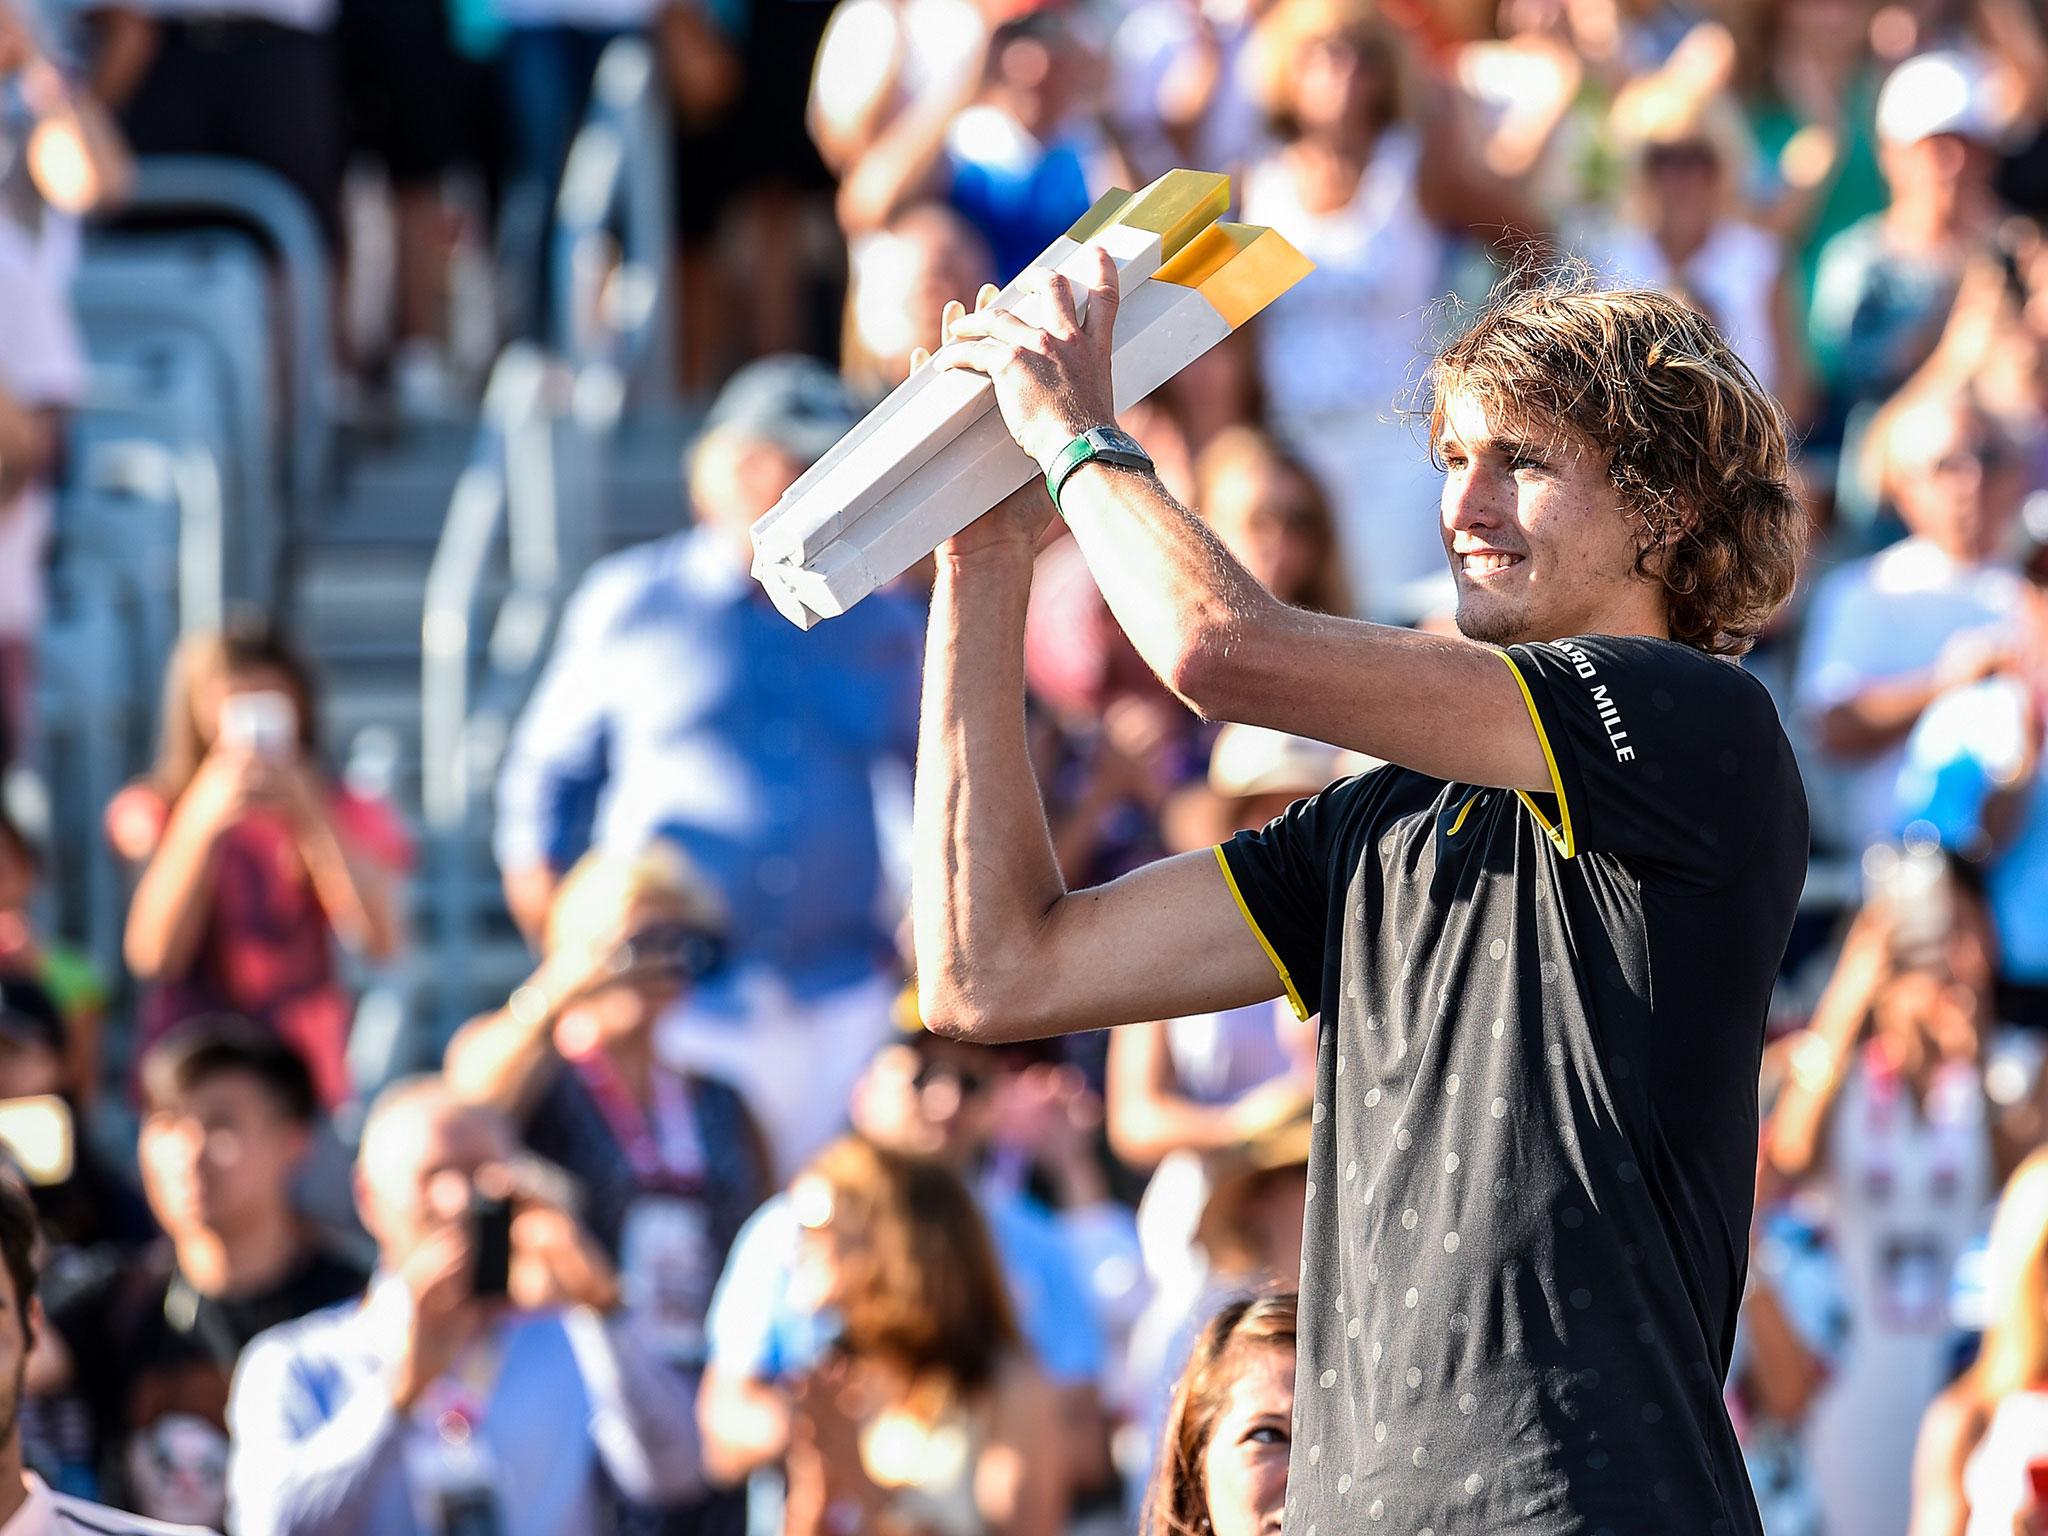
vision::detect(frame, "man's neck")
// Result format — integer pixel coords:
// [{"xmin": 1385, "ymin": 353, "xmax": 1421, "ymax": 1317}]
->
[
  {"xmin": 604, "ymin": 1026, "xmax": 657, "ymax": 1107},
  {"xmin": 1529, "ymin": 594, "xmax": 1671, "ymax": 648},
  {"xmin": 174, "ymin": 1208, "xmax": 303, "ymax": 1299},
  {"xmin": 1654, "ymin": 222, "xmax": 1709, "ymax": 269}
]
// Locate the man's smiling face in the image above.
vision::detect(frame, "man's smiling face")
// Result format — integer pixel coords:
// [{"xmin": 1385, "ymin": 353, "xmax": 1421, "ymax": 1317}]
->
[{"xmin": 1436, "ymin": 389, "xmax": 1658, "ymax": 648}]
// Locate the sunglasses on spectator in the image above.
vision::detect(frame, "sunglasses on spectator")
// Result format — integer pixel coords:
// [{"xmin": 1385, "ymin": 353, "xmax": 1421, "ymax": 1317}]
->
[
  {"xmin": 602, "ymin": 921, "xmax": 727, "ymax": 985},
  {"xmin": 911, "ymin": 1059, "xmax": 992, "ymax": 1098},
  {"xmin": 1926, "ymin": 442, "xmax": 2010, "ymax": 477},
  {"xmin": 1305, "ymin": 30, "xmax": 1379, "ymax": 63},
  {"xmin": 1645, "ymin": 142, "xmax": 1718, "ymax": 175}
]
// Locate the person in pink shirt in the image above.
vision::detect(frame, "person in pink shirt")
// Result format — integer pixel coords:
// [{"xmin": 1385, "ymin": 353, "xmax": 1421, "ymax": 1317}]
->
[{"xmin": 107, "ymin": 617, "xmax": 407, "ymax": 1109}]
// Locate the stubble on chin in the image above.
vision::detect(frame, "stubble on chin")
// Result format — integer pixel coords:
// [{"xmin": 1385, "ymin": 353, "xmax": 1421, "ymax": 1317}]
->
[{"xmin": 1452, "ymin": 590, "xmax": 1524, "ymax": 648}]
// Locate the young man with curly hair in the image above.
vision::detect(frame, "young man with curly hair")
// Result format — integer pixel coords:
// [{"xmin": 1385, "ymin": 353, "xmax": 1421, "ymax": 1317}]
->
[{"xmin": 914, "ymin": 261, "xmax": 1809, "ymax": 1535}]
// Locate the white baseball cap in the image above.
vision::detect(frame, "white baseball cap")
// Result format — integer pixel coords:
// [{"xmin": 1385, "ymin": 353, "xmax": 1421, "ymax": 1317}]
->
[{"xmin": 1876, "ymin": 50, "xmax": 2002, "ymax": 147}]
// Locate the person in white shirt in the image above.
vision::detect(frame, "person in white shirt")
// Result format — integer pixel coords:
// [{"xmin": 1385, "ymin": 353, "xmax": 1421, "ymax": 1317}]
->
[
  {"xmin": 1590, "ymin": 75, "xmax": 1804, "ymax": 412},
  {"xmin": 1238, "ymin": 0, "xmax": 1537, "ymax": 621},
  {"xmin": 1796, "ymin": 392, "xmax": 2027, "ymax": 850},
  {"xmin": 0, "ymin": 1174, "xmax": 215, "ymax": 1536},
  {"xmin": 224, "ymin": 1078, "xmax": 701, "ymax": 1536}
]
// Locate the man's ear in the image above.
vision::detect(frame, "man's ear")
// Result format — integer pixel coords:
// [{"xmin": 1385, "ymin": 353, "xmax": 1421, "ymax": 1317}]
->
[
  {"xmin": 1634, "ymin": 502, "xmax": 1692, "ymax": 578},
  {"xmin": 352, "ymin": 1162, "xmax": 382, "ymax": 1251}
]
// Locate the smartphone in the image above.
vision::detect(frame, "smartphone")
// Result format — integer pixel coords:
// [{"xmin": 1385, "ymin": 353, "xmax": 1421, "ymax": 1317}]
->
[
  {"xmin": 468, "ymin": 1191, "xmax": 513, "ymax": 1300},
  {"xmin": 0, "ymin": 1095, "xmax": 71, "ymax": 1186},
  {"xmin": 1861, "ymin": 836, "xmax": 1954, "ymax": 970},
  {"xmin": 217, "ymin": 691, "xmax": 298, "ymax": 761}
]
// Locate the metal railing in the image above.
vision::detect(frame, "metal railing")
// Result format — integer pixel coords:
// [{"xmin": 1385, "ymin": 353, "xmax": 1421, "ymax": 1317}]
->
[
  {"xmin": 420, "ymin": 32, "xmax": 671, "ymax": 1033},
  {"xmin": 418, "ymin": 349, "xmax": 620, "ymax": 1030},
  {"xmin": 126, "ymin": 156, "xmax": 337, "ymax": 520},
  {"xmin": 550, "ymin": 37, "xmax": 675, "ymax": 398}
]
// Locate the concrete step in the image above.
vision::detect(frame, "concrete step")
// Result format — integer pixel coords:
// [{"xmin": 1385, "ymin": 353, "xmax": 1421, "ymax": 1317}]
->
[{"xmin": 318, "ymin": 422, "xmax": 476, "ymax": 546}]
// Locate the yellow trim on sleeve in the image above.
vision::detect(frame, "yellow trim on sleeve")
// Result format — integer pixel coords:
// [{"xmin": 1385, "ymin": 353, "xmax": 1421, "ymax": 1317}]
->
[
  {"xmin": 1212, "ymin": 845, "xmax": 1310, "ymax": 1021},
  {"xmin": 1493, "ymin": 650, "xmax": 1578, "ymax": 860}
]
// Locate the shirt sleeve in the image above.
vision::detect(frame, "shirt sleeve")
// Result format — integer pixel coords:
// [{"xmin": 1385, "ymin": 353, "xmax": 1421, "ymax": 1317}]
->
[
  {"xmin": 1499, "ymin": 636, "xmax": 1803, "ymax": 886},
  {"xmin": 491, "ymin": 564, "xmax": 623, "ymax": 873},
  {"xmin": 704, "ymin": 1199, "xmax": 799, "ymax": 1380},
  {"xmin": 224, "ymin": 1328, "xmax": 407, "ymax": 1536},
  {"xmin": 1216, "ymin": 782, "xmax": 1354, "ymax": 1022},
  {"xmin": 44, "ymin": 1255, "xmax": 119, "ymax": 1421},
  {"xmin": 1792, "ymin": 564, "xmax": 1881, "ymax": 713},
  {"xmin": 560, "ymin": 1307, "xmax": 704, "ymax": 1505}
]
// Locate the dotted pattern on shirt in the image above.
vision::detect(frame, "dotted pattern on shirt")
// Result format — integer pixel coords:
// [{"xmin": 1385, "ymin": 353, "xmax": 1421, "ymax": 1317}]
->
[{"xmin": 1220, "ymin": 637, "xmax": 1808, "ymax": 1536}]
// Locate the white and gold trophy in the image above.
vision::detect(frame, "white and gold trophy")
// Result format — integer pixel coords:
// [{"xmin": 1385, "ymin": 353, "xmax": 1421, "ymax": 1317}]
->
[{"xmin": 749, "ymin": 169, "xmax": 1314, "ymax": 628}]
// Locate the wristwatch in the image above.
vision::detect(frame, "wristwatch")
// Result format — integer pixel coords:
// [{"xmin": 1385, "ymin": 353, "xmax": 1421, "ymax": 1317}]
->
[{"xmin": 1046, "ymin": 426, "xmax": 1155, "ymax": 514}]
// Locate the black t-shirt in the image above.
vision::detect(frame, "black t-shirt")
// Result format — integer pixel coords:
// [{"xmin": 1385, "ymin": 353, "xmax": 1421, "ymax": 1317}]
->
[
  {"xmin": 49, "ymin": 1238, "xmax": 369, "ymax": 1477},
  {"xmin": 1218, "ymin": 636, "xmax": 1807, "ymax": 1536}
]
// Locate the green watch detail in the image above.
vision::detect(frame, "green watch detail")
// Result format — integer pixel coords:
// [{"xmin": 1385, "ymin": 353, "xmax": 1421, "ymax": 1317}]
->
[{"xmin": 1045, "ymin": 426, "xmax": 1155, "ymax": 515}]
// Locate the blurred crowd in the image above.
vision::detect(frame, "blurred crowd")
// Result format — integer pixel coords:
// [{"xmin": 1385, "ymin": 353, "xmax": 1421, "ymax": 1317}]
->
[{"xmin": 7, "ymin": 0, "xmax": 2048, "ymax": 1532}]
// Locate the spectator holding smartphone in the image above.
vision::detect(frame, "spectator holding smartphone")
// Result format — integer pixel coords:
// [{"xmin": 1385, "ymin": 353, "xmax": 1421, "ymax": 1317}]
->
[
  {"xmin": 444, "ymin": 843, "xmax": 771, "ymax": 1533},
  {"xmin": 1767, "ymin": 883, "xmax": 2026, "ymax": 1536},
  {"xmin": 225, "ymin": 1077, "xmax": 701, "ymax": 1536},
  {"xmin": 1891, "ymin": 493, "xmax": 2048, "ymax": 1028},
  {"xmin": 445, "ymin": 843, "xmax": 768, "ymax": 1316},
  {"xmin": 108, "ymin": 618, "xmax": 408, "ymax": 1109}
]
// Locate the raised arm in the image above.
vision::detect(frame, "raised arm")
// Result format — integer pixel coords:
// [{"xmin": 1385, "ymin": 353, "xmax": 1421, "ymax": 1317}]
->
[
  {"xmin": 912, "ymin": 484, "xmax": 1284, "ymax": 1043},
  {"xmin": 931, "ymin": 257, "xmax": 1555, "ymax": 792}
]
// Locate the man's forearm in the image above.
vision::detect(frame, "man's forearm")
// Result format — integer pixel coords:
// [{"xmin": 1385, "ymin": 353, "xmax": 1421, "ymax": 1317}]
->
[
  {"xmin": 912, "ymin": 547, "xmax": 1067, "ymax": 1035},
  {"xmin": 1053, "ymin": 462, "xmax": 1271, "ymax": 708},
  {"xmin": 1053, "ymin": 460, "xmax": 1549, "ymax": 787}
]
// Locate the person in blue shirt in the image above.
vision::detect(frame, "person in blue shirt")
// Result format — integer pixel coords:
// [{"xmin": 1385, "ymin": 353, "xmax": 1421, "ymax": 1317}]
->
[
  {"xmin": 493, "ymin": 356, "xmax": 924, "ymax": 1178},
  {"xmin": 1892, "ymin": 493, "xmax": 2048, "ymax": 1027}
]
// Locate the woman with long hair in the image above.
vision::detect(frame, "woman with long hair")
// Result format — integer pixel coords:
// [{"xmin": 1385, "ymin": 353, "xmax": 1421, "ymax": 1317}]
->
[
  {"xmin": 1144, "ymin": 1291, "xmax": 1297, "ymax": 1536},
  {"xmin": 1910, "ymin": 1151, "xmax": 2048, "ymax": 1535},
  {"xmin": 1239, "ymin": 0, "xmax": 1536, "ymax": 620},
  {"xmin": 106, "ymin": 615, "xmax": 406, "ymax": 1108},
  {"xmin": 778, "ymin": 1136, "xmax": 1066, "ymax": 1536},
  {"xmin": 1592, "ymin": 73, "xmax": 1810, "ymax": 416}
]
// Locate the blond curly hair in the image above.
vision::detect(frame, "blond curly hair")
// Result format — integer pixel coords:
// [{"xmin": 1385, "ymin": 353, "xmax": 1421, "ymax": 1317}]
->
[{"xmin": 1427, "ymin": 271, "xmax": 1805, "ymax": 655}]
